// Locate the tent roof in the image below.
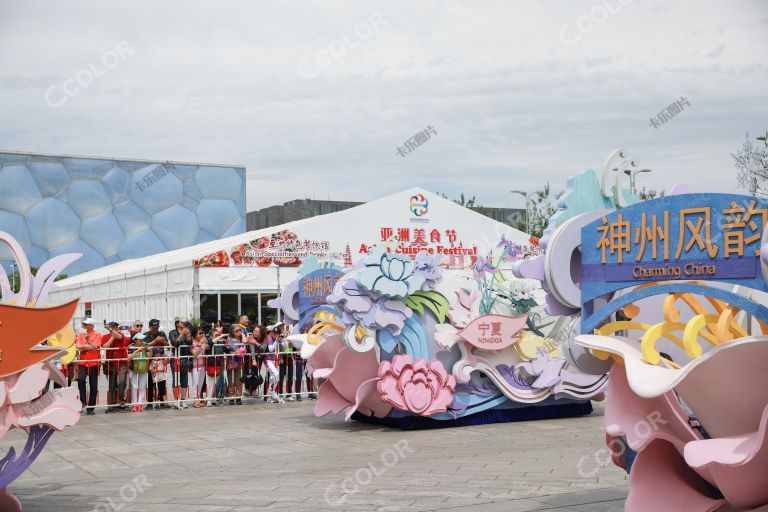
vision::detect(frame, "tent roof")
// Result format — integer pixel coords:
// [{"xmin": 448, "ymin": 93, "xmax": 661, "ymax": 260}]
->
[{"xmin": 53, "ymin": 187, "xmax": 530, "ymax": 289}]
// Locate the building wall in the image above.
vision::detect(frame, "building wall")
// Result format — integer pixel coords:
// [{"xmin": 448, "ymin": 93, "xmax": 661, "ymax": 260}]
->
[
  {"xmin": 247, "ymin": 198, "xmax": 525, "ymax": 230},
  {"xmin": 0, "ymin": 151, "xmax": 245, "ymax": 275},
  {"xmin": 247, "ymin": 199, "xmax": 363, "ymax": 230}
]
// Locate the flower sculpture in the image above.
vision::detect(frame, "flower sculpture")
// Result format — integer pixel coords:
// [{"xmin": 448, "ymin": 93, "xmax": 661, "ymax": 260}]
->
[
  {"xmin": 307, "ymin": 332, "xmax": 392, "ymax": 421},
  {"xmin": 0, "ymin": 232, "xmax": 82, "ymax": 512},
  {"xmin": 413, "ymin": 252, "xmax": 443, "ymax": 288},
  {"xmin": 576, "ymin": 334, "xmax": 768, "ymax": 511},
  {"xmin": 272, "ymin": 228, "xmax": 602, "ymax": 428},
  {"xmin": 358, "ymin": 246, "xmax": 425, "ymax": 298},
  {"xmin": 326, "ymin": 279, "xmax": 412, "ymax": 336},
  {"xmin": 377, "ymin": 355, "xmax": 456, "ymax": 416},
  {"xmin": 471, "ymin": 253, "xmax": 498, "ymax": 281}
]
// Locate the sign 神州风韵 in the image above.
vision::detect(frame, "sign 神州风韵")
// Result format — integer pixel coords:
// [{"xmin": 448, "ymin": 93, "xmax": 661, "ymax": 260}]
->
[{"xmin": 580, "ymin": 194, "xmax": 768, "ymax": 302}]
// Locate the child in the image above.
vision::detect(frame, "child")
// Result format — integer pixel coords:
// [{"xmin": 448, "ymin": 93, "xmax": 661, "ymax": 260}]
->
[
  {"xmin": 265, "ymin": 326, "xmax": 284, "ymax": 404},
  {"xmin": 128, "ymin": 333, "xmax": 150, "ymax": 412}
]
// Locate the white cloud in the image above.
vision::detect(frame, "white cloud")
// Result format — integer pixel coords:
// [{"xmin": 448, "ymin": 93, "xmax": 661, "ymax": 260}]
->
[{"xmin": 0, "ymin": 0, "xmax": 766, "ymax": 211}]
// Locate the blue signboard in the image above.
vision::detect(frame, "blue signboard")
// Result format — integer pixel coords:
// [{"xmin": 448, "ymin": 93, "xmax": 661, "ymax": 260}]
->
[
  {"xmin": 297, "ymin": 269, "xmax": 343, "ymax": 314},
  {"xmin": 580, "ymin": 193, "xmax": 768, "ymax": 333}
]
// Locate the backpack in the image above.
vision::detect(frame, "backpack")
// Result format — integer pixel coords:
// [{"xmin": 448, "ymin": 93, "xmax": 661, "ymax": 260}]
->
[
  {"xmin": 150, "ymin": 358, "xmax": 167, "ymax": 381},
  {"xmin": 132, "ymin": 349, "xmax": 148, "ymax": 374}
]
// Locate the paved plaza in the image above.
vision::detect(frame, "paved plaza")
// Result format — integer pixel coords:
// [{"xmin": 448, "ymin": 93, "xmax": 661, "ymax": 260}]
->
[{"xmin": 2, "ymin": 400, "xmax": 628, "ymax": 511}]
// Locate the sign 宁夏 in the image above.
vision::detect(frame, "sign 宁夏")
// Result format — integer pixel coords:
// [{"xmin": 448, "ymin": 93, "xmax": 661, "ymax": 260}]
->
[
  {"xmin": 457, "ymin": 314, "xmax": 529, "ymax": 351},
  {"xmin": 581, "ymin": 194, "xmax": 768, "ymax": 302}
]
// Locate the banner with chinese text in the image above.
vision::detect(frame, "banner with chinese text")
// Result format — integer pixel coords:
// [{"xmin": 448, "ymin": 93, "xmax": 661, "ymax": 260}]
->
[{"xmin": 581, "ymin": 194, "xmax": 768, "ymax": 301}]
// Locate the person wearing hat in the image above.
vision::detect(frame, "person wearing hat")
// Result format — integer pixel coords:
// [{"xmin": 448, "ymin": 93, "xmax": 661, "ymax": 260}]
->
[
  {"xmin": 264, "ymin": 325, "xmax": 284, "ymax": 403},
  {"xmin": 102, "ymin": 321, "xmax": 130, "ymax": 412},
  {"xmin": 143, "ymin": 319, "xmax": 169, "ymax": 409},
  {"xmin": 76, "ymin": 318, "xmax": 103, "ymax": 415}
]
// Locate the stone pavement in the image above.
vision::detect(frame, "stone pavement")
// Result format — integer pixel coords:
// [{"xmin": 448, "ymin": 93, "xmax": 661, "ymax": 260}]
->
[{"xmin": 1, "ymin": 400, "xmax": 628, "ymax": 511}]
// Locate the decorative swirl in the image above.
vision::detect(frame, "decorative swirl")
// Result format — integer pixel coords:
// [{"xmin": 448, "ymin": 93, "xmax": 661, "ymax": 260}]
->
[{"xmin": 343, "ymin": 324, "xmax": 375, "ymax": 353}]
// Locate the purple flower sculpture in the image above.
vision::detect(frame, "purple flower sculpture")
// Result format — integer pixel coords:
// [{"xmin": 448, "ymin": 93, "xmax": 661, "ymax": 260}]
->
[
  {"xmin": 413, "ymin": 252, "xmax": 444, "ymax": 289},
  {"xmin": 327, "ymin": 278, "xmax": 412, "ymax": 336}
]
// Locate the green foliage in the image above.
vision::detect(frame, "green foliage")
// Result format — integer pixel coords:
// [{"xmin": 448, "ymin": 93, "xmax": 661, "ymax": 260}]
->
[
  {"xmin": 437, "ymin": 192, "xmax": 481, "ymax": 208},
  {"xmin": 638, "ymin": 187, "xmax": 665, "ymax": 201},
  {"xmin": 405, "ymin": 291, "xmax": 450, "ymax": 323},
  {"xmin": 527, "ymin": 182, "xmax": 564, "ymax": 238},
  {"xmin": 8, "ymin": 266, "xmax": 68, "ymax": 293}
]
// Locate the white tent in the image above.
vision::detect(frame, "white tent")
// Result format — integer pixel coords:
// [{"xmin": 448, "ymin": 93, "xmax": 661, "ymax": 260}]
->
[{"xmin": 49, "ymin": 187, "xmax": 531, "ymax": 329}]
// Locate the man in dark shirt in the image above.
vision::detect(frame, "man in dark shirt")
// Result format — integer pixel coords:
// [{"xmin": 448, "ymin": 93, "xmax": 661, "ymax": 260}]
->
[
  {"xmin": 169, "ymin": 317, "xmax": 192, "ymax": 409},
  {"xmin": 143, "ymin": 319, "xmax": 169, "ymax": 409}
]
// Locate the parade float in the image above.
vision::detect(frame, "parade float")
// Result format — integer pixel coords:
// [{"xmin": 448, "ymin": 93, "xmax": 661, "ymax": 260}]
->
[
  {"xmin": 0, "ymin": 233, "xmax": 82, "ymax": 512},
  {"xmin": 271, "ymin": 233, "xmax": 608, "ymax": 429},
  {"xmin": 272, "ymin": 148, "xmax": 768, "ymax": 509},
  {"xmin": 511, "ymin": 150, "xmax": 768, "ymax": 511}
]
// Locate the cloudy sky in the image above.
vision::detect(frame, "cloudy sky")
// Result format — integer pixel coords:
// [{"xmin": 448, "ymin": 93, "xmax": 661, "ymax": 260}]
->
[{"xmin": 1, "ymin": 0, "xmax": 766, "ymax": 212}]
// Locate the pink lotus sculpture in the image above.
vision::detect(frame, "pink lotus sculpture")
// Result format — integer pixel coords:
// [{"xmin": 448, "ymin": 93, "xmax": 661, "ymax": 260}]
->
[
  {"xmin": 377, "ymin": 355, "xmax": 456, "ymax": 416},
  {"xmin": 577, "ymin": 334, "xmax": 768, "ymax": 511}
]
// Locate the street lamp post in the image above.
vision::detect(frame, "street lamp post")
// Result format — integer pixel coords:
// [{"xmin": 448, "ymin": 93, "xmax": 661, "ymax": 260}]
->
[
  {"xmin": 623, "ymin": 168, "xmax": 653, "ymax": 196},
  {"xmin": 510, "ymin": 190, "xmax": 529, "ymax": 233}
]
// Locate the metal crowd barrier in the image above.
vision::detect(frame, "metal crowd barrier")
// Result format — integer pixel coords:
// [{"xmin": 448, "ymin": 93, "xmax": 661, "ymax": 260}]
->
[{"xmin": 65, "ymin": 344, "xmax": 317, "ymax": 411}]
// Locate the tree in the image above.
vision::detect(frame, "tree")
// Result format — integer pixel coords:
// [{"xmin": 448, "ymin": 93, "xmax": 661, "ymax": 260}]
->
[
  {"xmin": 638, "ymin": 187, "xmax": 665, "ymax": 201},
  {"xmin": 527, "ymin": 183, "xmax": 563, "ymax": 239},
  {"xmin": 437, "ymin": 192, "xmax": 480, "ymax": 208},
  {"xmin": 7, "ymin": 266, "xmax": 68, "ymax": 294},
  {"xmin": 732, "ymin": 132, "xmax": 768, "ymax": 196}
]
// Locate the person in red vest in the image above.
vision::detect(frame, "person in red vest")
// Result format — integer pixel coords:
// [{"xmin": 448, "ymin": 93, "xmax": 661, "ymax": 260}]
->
[
  {"xmin": 76, "ymin": 318, "xmax": 103, "ymax": 415},
  {"xmin": 102, "ymin": 321, "xmax": 130, "ymax": 413}
]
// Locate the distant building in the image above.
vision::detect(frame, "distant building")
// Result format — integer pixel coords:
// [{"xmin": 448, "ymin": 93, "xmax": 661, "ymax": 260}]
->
[
  {"xmin": 0, "ymin": 150, "xmax": 245, "ymax": 275},
  {"xmin": 247, "ymin": 199, "xmax": 363, "ymax": 230},
  {"xmin": 247, "ymin": 198, "xmax": 524, "ymax": 230}
]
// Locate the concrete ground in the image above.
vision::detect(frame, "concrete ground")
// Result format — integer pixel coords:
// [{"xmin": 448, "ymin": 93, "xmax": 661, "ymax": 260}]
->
[{"xmin": 1, "ymin": 400, "xmax": 628, "ymax": 511}]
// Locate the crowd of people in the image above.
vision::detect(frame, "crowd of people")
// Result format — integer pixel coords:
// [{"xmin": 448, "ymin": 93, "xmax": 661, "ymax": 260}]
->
[{"xmin": 71, "ymin": 315, "xmax": 316, "ymax": 415}]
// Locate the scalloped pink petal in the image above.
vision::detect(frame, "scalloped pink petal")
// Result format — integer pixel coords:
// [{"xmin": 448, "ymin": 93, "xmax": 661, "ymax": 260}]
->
[
  {"xmin": 426, "ymin": 373, "xmax": 441, "ymax": 398},
  {"xmin": 377, "ymin": 360, "xmax": 392, "ymax": 378},
  {"xmin": 402, "ymin": 382, "xmax": 431, "ymax": 413},
  {"xmin": 15, "ymin": 389, "xmax": 81, "ymax": 431},
  {"xmin": 606, "ymin": 363, "xmax": 701, "ymax": 456},
  {"xmin": 391, "ymin": 354, "xmax": 411, "ymax": 376},
  {"xmin": 346, "ymin": 378, "xmax": 391, "ymax": 421},
  {"xmin": 684, "ymin": 403, "xmax": 768, "ymax": 509},
  {"xmin": 422, "ymin": 388, "xmax": 454, "ymax": 416},
  {"xmin": 305, "ymin": 332, "xmax": 344, "ymax": 377},
  {"xmin": 412, "ymin": 359, "xmax": 428, "ymax": 374},
  {"xmin": 626, "ymin": 440, "xmax": 725, "ymax": 512},
  {"xmin": 314, "ymin": 380, "xmax": 352, "ymax": 417},
  {"xmin": 325, "ymin": 346, "xmax": 380, "ymax": 403},
  {"xmin": 8, "ymin": 363, "xmax": 50, "ymax": 404},
  {"xmin": 427, "ymin": 360, "xmax": 448, "ymax": 386},
  {"xmin": 398, "ymin": 368, "xmax": 414, "ymax": 393},
  {"xmin": 378, "ymin": 375, "xmax": 407, "ymax": 410}
]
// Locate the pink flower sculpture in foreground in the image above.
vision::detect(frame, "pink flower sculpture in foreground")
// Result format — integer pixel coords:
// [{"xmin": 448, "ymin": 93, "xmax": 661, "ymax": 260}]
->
[
  {"xmin": 0, "ymin": 363, "xmax": 82, "ymax": 437},
  {"xmin": 377, "ymin": 355, "xmax": 456, "ymax": 416},
  {"xmin": 0, "ymin": 232, "xmax": 82, "ymax": 512},
  {"xmin": 308, "ymin": 332, "xmax": 392, "ymax": 421},
  {"xmin": 576, "ymin": 334, "xmax": 768, "ymax": 512}
]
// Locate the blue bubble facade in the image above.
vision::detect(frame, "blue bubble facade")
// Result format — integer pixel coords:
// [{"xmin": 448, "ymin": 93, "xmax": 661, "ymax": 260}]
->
[{"xmin": 0, "ymin": 151, "xmax": 245, "ymax": 275}]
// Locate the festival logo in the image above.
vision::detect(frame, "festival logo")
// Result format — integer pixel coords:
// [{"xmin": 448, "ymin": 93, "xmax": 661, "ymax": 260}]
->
[{"xmin": 409, "ymin": 194, "xmax": 429, "ymax": 217}]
